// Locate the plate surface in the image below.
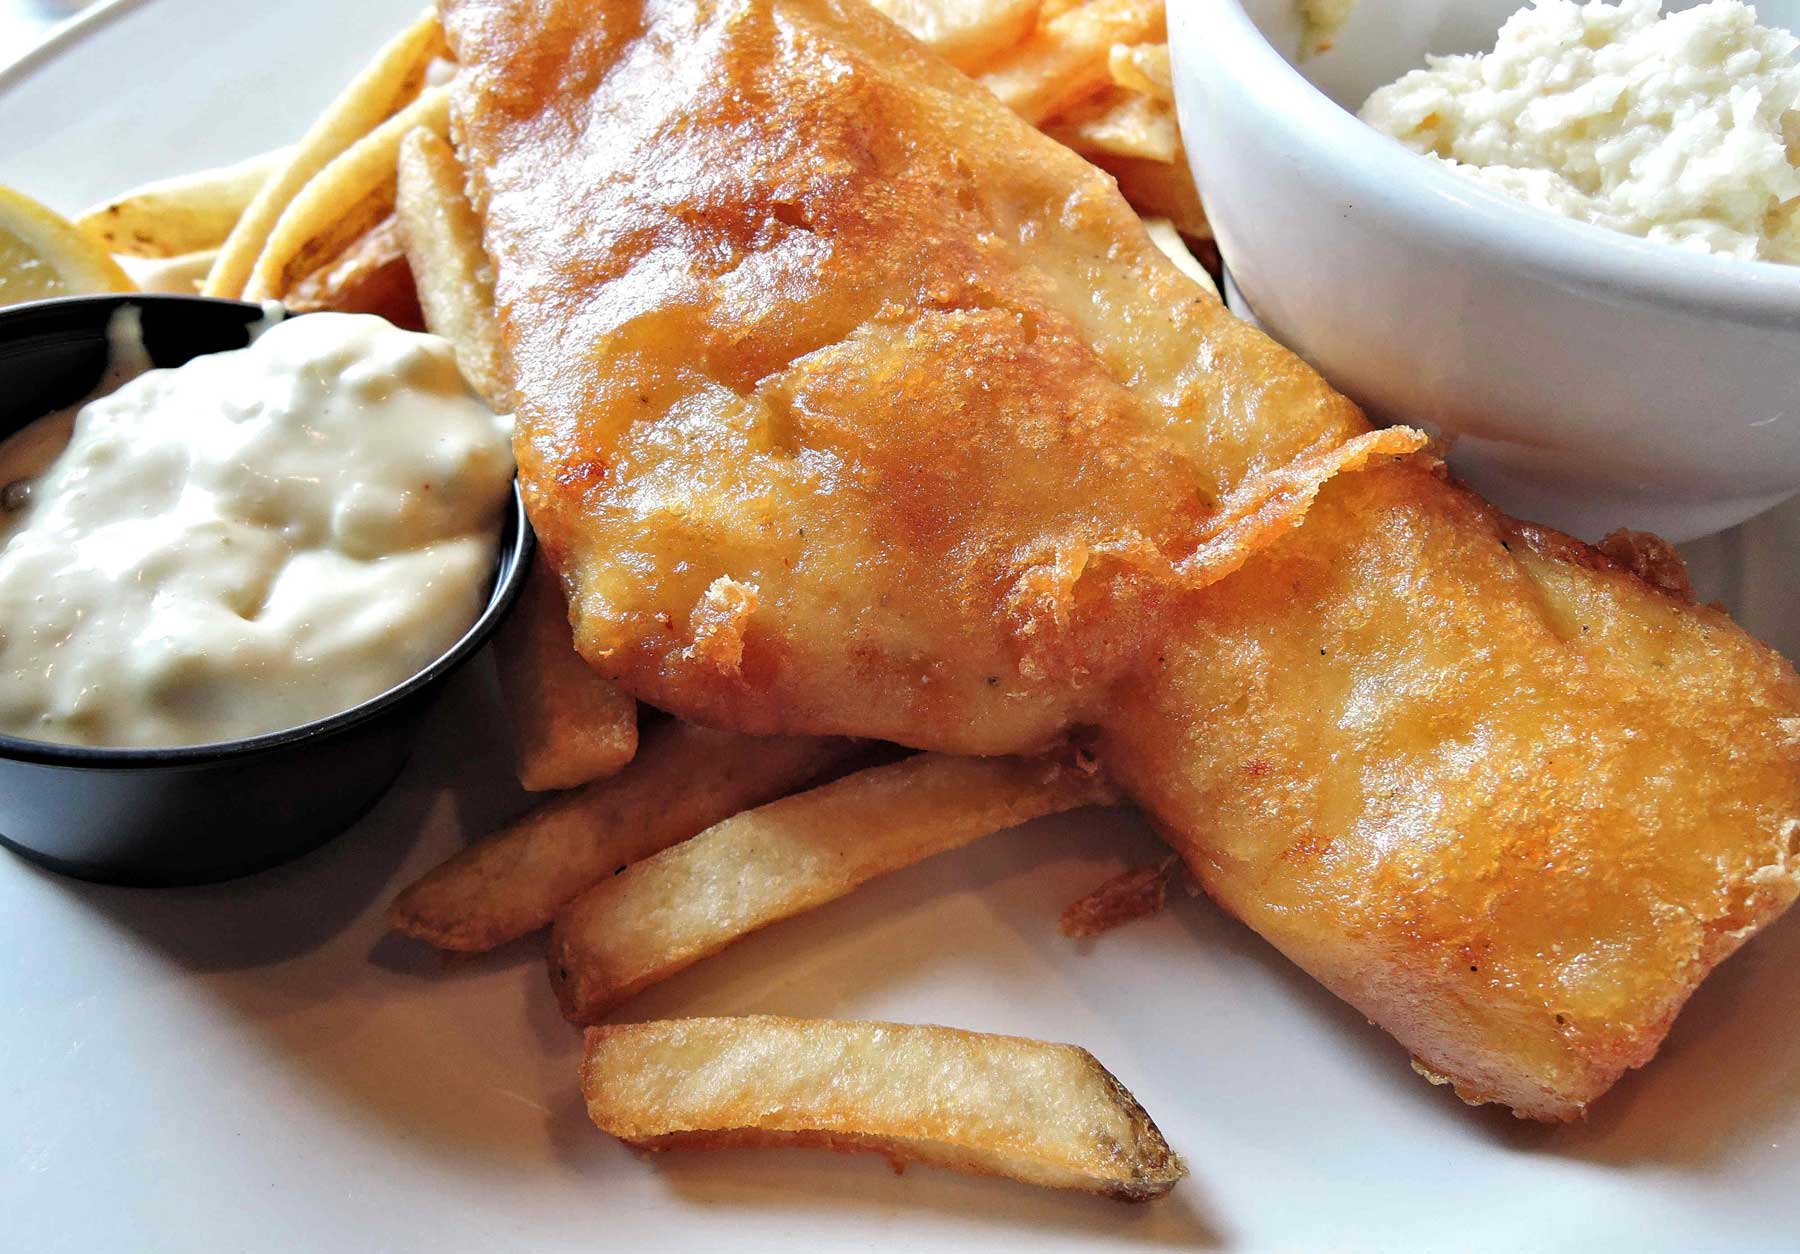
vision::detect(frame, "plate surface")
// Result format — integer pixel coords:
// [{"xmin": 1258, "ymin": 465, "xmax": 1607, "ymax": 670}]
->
[{"xmin": 4, "ymin": 4, "xmax": 1799, "ymax": 1252}]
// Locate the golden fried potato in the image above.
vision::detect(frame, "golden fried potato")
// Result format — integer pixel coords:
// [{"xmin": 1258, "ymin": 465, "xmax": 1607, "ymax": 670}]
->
[
  {"xmin": 387, "ymin": 723, "xmax": 859, "ymax": 952},
  {"xmin": 1090, "ymin": 148, "xmax": 1209, "ymax": 239},
  {"xmin": 394, "ymin": 127, "xmax": 509, "ymax": 408},
  {"xmin": 1107, "ymin": 41, "xmax": 1171, "ymax": 102},
  {"xmin": 281, "ymin": 214, "xmax": 424, "ymax": 328},
  {"xmin": 243, "ymin": 84, "xmax": 450, "ymax": 302},
  {"xmin": 77, "ymin": 147, "xmax": 290, "ymax": 259},
  {"xmin": 1044, "ymin": 87, "xmax": 1177, "ymax": 163},
  {"xmin": 493, "ymin": 558, "xmax": 638, "ymax": 792},
  {"xmin": 979, "ymin": 0, "xmax": 1166, "ymax": 124},
  {"xmin": 582, "ymin": 1016, "xmax": 1186, "ymax": 1200},
  {"xmin": 865, "ymin": 0, "xmax": 1039, "ymax": 72},
  {"xmin": 1140, "ymin": 217, "xmax": 1218, "ymax": 297},
  {"xmin": 124, "ymin": 248, "xmax": 219, "ymax": 295},
  {"xmin": 548, "ymin": 754, "xmax": 1115, "ymax": 1021},
  {"xmin": 207, "ymin": 11, "xmax": 445, "ymax": 297}
]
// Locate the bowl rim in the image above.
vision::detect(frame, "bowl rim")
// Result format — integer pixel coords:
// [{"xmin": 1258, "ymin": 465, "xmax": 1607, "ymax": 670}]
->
[
  {"xmin": 1171, "ymin": 0, "xmax": 1800, "ymax": 328},
  {"xmin": 0, "ymin": 293, "xmax": 535, "ymax": 769}
]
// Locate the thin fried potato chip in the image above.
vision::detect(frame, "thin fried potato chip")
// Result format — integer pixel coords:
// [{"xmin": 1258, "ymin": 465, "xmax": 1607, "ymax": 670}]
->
[
  {"xmin": 242, "ymin": 84, "xmax": 451, "ymax": 301},
  {"xmin": 494, "ymin": 558, "xmax": 639, "ymax": 792},
  {"xmin": 76, "ymin": 148, "xmax": 291, "ymax": 259},
  {"xmin": 1107, "ymin": 40, "xmax": 1171, "ymax": 102},
  {"xmin": 282, "ymin": 214, "xmax": 424, "ymax": 327},
  {"xmin": 867, "ymin": 0, "xmax": 1040, "ymax": 73},
  {"xmin": 1045, "ymin": 87, "xmax": 1177, "ymax": 163},
  {"xmin": 206, "ymin": 10, "xmax": 446, "ymax": 297},
  {"xmin": 548, "ymin": 754, "xmax": 1116, "ymax": 1022},
  {"xmin": 980, "ymin": 0, "xmax": 1165, "ymax": 125},
  {"xmin": 583, "ymin": 1016, "xmax": 1186, "ymax": 1200},
  {"xmin": 387, "ymin": 723, "xmax": 861, "ymax": 952},
  {"xmin": 394, "ymin": 127, "xmax": 509, "ymax": 408}
]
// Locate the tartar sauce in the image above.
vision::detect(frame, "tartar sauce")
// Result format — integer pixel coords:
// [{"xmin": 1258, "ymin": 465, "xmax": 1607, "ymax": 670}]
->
[
  {"xmin": 1360, "ymin": 0, "xmax": 1800, "ymax": 263},
  {"xmin": 0, "ymin": 311, "xmax": 515, "ymax": 748}
]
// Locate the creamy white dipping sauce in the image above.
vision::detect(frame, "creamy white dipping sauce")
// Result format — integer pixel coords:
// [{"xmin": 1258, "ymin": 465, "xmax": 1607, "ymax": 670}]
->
[
  {"xmin": 1361, "ymin": 0, "xmax": 1800, "ymax": 263},
  {"xmin": 0, "ymin": 311, "xmax": 515, "ymax": 748}
]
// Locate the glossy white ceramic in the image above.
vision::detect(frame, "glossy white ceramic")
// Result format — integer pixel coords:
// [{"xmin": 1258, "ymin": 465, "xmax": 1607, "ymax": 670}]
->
[
  {"xmin": 1172, "ymin": 0, "xmax": 1800, "ymax": 541},
  {"xmin": 3, "ymin": 3, "xmax": 1799, "ymax": 1252}
]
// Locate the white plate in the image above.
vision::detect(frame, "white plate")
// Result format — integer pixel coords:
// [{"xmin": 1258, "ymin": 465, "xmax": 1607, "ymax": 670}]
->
[{"xmin": 4, "ymin": 4, "xmax": 1799, "ymax": 1251}]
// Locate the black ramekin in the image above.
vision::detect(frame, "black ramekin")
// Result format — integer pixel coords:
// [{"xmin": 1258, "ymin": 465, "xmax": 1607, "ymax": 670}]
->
[{"xmin": 0, "ymin": 294, "xmax": 531, "ymax": 885}]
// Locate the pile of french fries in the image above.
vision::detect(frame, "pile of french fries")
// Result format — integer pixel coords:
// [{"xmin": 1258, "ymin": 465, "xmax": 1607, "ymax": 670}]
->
[{"xmin": 70, "ymin": 0, "xmax": 1210, "ymax": 1203}]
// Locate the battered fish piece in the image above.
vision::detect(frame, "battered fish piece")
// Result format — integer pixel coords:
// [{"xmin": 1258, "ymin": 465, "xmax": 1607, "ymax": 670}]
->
[
  {"xmin": 441, "ymin": 0, "xmax": 1800, "ymax": 1119},
  {"xmin": 1102, "ymin": 460, "xmax": 1800, "ymax": 1119},
  {"xmin": 442, "ymin": 0, "xmax": 1416, "ymax": 753}
]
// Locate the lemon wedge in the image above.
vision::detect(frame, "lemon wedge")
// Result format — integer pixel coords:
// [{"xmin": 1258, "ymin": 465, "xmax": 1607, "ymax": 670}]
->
[{"xmin": 0, "ymin": 185, "xmax": 134, "ymax": 308}]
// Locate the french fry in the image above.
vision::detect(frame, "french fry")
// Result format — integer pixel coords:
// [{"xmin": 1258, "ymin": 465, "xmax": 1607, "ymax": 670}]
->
[
  {"xmin": 206, "ymin": 10, "xmax": 446, "ymax": 298},
  {"xmin": 387, "ymin": 723, "xmax": 860, "ymax": 952},
  {"xmin": 1107, "ymin": 41, "xmax": 1171, "ymax": 103},
  {"xmin": 394, "ymin": 127, "xmax": 510, "ymax": 408},
  {"xmin": 867, "ymin": 0, "xmax": 1040, "ymax": 73},
  {"xmin": 242, "ymin": 84, "xmax": 451, "ymax": 302},
  {"xmin": 1091, "ymin": 148, "xmax": 1210, "ymax": 239},
  {"xmin": 582, "ymin": 1016, "xmax": 1186, "ymax": 1200},
  {"xmin": 123, "ymin": 248, "xmax": 218, "ymax": 295},
  {"xmin": 1045, "ymin": 88, "xmax": 1178, "ymax": 163},
  {"xmin": 282, "ymin": 214, "xmax": 424, "ymax": 328},
  {"xmin": 76, "ymin": 148, "xmax": 291, "ymax": 259},
  {"xmin": 548, "ymin": 754, "xmax": 1116, "ymax": 1022},
  {"xmin": 1141, "ymin": 217, "xmax": 1219, "ymax": 297},
  {"xmin": 1059, "ymin": 855, "xmax": 1178, "ymax": 938},
  {"xmin": 494, "ymin": 558, "xmax": 639, "ymax": 792},
  {"xmin": 980, "ymin": 0, "xmax": 1165, "ymax": 125}
]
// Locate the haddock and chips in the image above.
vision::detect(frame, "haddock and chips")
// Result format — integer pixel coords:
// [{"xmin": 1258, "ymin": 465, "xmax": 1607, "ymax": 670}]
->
[{"xmin": 25, "ymin": 0, "xmax": 1796, "ymax": 1206}]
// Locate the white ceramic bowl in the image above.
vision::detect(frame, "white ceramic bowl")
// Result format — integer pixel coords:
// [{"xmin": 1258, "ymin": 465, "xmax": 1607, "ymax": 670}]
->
[{"xmin": 1170, "ymin": 0, "xmax": 1800, "ymax": 542}]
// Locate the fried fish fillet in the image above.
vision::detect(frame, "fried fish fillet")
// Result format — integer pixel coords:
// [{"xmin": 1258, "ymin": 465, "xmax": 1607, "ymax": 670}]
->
[
  {"xmin": 442, "ymin": 0, "xmax": 1417, "ymax": 755},
  {"xmin": 1102, "ymin": 459, "xmax": 1800, "ymax": 1118},
  {"xmin": 441, "ymin": 0, "xmax": 1800, "ymax": 1119}
]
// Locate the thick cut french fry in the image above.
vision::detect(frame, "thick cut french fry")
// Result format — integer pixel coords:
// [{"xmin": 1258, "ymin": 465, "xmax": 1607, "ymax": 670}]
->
[
  {"xmin": 548, "ymin": 754, "xmax": 1115, "ymax": 1021},
  {"xmin": 979, "ymin": 0, "xmax": 1165, "ymax": 125},
  {"xmin": 494, "ymin": 558, "xmax": 638, "ymax": 792},
  {"xmin": 76, "ymin": 148, "xmax": 291, "ymax": 259},
  {"xmin": 387, "ymin": 723, "xmax": 860, "ymax": 952},
  {"xmin": 867, "ymin": 0, "xmax": 1040, "ymax": 73},
  {"xmin": 582, "ymin": 1016, "xmax": 1186, "ymax": 1200},
  {"xmin": 1045, "ymin": 88, "xmax": 1177, "ymax": 163},
  {"xmin": 242, "ymin": 84, "xmax": 451, "ymax": 302},
  {"xmin": 206, "ymin": 10, "xmax": 445, "ymax": 297},
  {"xmin": 394, "ymin": 127, "xmax": 509, "ymax": 408},
  {"xmin": 282, "ymin": 214, "xmax": 424, "ymax": 328}
]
